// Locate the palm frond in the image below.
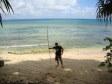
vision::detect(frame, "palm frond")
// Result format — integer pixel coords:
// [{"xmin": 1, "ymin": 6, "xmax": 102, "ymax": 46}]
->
[
  {"xmin": 97, "ymin": 0, "xmax": 112, "ymax": 24},
  {"xmin": 0, "ymin": 0, "xmax": 13, "ymax": 27},
  {"xmin": 1, "ymin": 0, "xmax": 13, "ymax": 13},
  {"xmin": 0, "ymin": 13, "xmax": 3, "ymax": 27}
]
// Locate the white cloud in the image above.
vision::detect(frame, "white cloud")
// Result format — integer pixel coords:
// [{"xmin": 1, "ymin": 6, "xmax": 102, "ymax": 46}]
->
[{"xmin": 4, "ymin": 0, "xmax": 96, "ymax": 19}]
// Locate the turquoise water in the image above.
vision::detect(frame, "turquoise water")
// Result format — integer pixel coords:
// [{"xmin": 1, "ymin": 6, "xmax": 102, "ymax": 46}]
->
[{"xmin": 0, "ymin": 19, "xmax": 112, "ymax": 52}]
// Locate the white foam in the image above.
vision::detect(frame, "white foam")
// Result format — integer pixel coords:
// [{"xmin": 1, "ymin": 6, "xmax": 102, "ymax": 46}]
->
[{"xmin": 0, "ymin": 43, "xmax": 48, "ymax": 48}]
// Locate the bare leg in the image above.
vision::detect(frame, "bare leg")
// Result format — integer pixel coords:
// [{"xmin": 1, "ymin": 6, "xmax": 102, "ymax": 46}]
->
[
  {"xmin": 56, "ymin": 59, "xmax": 59, "ymax": 68},
  {"xmin": 55, "ymin": 56, "xmax": 59, "ymax": 68},
  {"xmin": 59, "ymin": 57, "xmax": 64, "ymax": 68}
]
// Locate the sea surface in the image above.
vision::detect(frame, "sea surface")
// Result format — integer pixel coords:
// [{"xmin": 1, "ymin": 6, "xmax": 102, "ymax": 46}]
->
[{"xmin": 0, "ymin": 19, "xmax": 112, "ymax": 53}]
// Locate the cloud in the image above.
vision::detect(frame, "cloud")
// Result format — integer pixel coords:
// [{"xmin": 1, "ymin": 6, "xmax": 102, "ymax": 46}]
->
[{"xmin": 4, "ymin": 0, "xmax": 96, "ymax": 19}]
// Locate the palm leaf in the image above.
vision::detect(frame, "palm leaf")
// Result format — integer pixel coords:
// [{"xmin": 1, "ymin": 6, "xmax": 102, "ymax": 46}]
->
[
  {"xmin": 0, "ymin": 13, "xmax": 3, "ymax": 27},
  {"xmin": 97, "ymin": 0, "xmax": 112, "ymax": 24},
  {"xmin": 1, "ymin": 0, "xmax": 13, "ymax": 13},
  {"xmin": 0, "ymin": 0, "xmax": 13, "ymax": 27}
]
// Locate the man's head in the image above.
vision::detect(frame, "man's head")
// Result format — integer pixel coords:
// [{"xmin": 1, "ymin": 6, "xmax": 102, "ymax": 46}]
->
[{"xmin": 55, "ymin": 42, "xmax": 58, "ymax": 46}]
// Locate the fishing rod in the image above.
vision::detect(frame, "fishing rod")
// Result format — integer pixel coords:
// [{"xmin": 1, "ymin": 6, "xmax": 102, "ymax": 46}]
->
[{"xmin": 46, "ymin": 26, "xmax": 51, "ymax": 63}]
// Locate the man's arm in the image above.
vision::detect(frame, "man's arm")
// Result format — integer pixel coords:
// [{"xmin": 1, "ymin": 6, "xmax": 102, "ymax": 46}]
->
[
  {"xmin": 49, "ymin": 48, "xmax": 53, "ymax": 49},
  {"xmin": 49, "ymin": 47, "xmax": 55, "ymax": 49}
]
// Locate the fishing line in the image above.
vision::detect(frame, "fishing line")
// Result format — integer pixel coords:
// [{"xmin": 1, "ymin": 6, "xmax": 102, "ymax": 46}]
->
[{"xmin": 46, "ymin": 26, "xmax": 51, "ymax": 63}]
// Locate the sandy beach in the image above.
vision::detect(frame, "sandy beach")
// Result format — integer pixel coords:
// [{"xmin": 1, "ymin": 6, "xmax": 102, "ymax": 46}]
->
[{"xmin": 0, "ymin": 48, "xmax": 112, "ymax": 84}]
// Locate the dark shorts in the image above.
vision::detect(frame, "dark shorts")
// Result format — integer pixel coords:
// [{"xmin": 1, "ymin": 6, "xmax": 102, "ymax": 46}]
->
[{"xmin": 55, "ymin": 53, "xmax": 61, "ymax": 61}]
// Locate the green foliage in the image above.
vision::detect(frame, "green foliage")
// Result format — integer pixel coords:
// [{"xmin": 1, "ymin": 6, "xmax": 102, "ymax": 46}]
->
[
  {"xmin": 99, "ymin": 62, "xmax": 105, "ymax": 66},
  {"xmin": 103, "ymin": 37, "xmax": 112, "ymax": 50},
  {"xmin": 99, "ymin": 37, "xmax": 112, "ymax": 72}
]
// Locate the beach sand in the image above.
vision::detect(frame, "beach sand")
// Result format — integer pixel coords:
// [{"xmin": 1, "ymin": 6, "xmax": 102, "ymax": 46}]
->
[{"xmin": 0, "ymin": 48, "xmax": 112, "ymax": 84}]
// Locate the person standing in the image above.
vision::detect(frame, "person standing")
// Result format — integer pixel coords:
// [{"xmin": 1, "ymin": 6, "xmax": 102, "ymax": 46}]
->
[{"xmin": 49, "ymin": 42, "xmax": 64, "ymax": 68}]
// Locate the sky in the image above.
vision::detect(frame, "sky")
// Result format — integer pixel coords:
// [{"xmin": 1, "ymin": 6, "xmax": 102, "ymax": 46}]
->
[{"xmin": 3, "ymin": 0, "xmax": 98, "ymax": 19}]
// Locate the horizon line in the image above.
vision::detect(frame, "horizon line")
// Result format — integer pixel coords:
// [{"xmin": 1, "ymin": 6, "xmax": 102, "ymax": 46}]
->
[{"xmin": 3, "ymin": 18, "xmax": 97, "ymax": 21}]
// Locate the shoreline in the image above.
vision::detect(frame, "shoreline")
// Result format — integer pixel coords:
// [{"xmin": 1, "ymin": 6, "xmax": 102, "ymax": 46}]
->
[
  {"xmin": 0, "ymin": 46, "xmax": 104, "ymax": 54},
  {"xmin": 0, "ymin": 48, "xmax": 105, "ymax": 64}
]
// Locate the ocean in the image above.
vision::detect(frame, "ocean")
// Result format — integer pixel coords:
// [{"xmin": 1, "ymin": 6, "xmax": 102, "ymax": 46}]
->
[{"xmin": 0, "ymin": 19, "xmax": 112, "ymax": 53}]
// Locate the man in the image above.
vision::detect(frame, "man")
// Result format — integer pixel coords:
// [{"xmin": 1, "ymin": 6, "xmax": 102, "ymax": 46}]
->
[{"xmin": 49, "ymin": 42, "xmax": 64, "ymax": 68}]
